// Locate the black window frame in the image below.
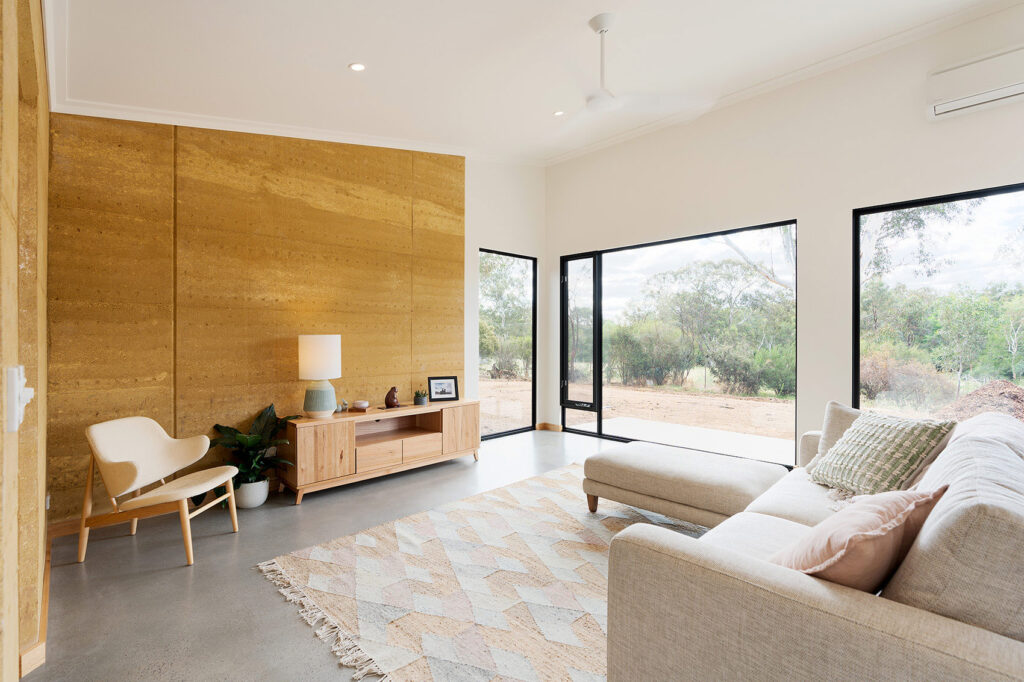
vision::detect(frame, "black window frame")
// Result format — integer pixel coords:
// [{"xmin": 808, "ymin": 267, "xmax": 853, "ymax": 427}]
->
[
  {"xmin": 559, "ymin": 219, "xmax": 798, "ymax": 463},
  {"xmin": 851, "ymin": 181, "xmax": 1024, "ymax": 408},
  {"xmin": 478, "ymin": 248, "xmax": 538, "ymax": 440}
]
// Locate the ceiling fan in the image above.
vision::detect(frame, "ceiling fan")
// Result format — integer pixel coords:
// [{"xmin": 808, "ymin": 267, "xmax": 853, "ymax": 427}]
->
[{"xmin": 560, "ymin": 13, "xmax": 714, "ymax": 129}]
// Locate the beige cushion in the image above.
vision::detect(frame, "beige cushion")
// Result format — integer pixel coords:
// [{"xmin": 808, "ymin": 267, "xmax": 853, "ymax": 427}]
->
[
  {"xmin": 744, "ymin": 468, "xmax": 838, "ymax": 526},
  {"xmin": 798, "ymin": 430, "xmax": 821, "ymax": 468},
  {"xmin": 584, "ymin": 442, "xmax": 787, "ymax": 518},
  {"xmin": 806, "ymin": 401, "xmax": 860, "ymax": 474},
  {"xmin": 700, "ymin": 511, "xmax": 810, "ymax": 560},
  {"xmin": 119, "ymin": 465, "xmax": 238, "ymax": 510},
  {"xmin": 582, "ymin": 478, "xmax": 729, "ymax": 528},
  {"xmin": 808, "ymin": 402, "xmax": 955, "ymax": 489},
  {"xmin": 771, "ymin": 486, "xmax": 947, "ymax": 592},
  {"xmin": 811, "ymin": 412, "xmax": 955, "ymax": 495},
  {"xmin": 883, "ymin": 412, "xmax": 1024, "ymax": 642}
]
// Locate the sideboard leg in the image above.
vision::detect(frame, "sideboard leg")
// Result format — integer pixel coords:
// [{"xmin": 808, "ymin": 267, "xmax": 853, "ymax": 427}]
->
[
  {"xmin": 473, "ymin": 451, "xmax": 479, "ymax": 462},
  {"xmin": 295, "ymin": 490, "xmax": 304, "ymax": 505}
]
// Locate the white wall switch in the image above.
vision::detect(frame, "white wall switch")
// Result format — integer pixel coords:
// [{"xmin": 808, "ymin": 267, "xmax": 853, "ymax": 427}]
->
[{"xmin": 5, "ymin": 366, "xmax": 35, "ymax": 433}]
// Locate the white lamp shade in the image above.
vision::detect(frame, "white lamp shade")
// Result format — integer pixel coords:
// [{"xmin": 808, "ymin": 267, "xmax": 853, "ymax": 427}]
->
[{"xmin": 298, "ymin": 334, "xmax": 342, "ymax": 380}]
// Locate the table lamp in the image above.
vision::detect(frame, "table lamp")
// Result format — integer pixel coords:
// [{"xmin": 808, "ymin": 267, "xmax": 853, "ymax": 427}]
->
[{"xmin": 298, "ymin": 334, "xmax": 341, "ymax": 418}]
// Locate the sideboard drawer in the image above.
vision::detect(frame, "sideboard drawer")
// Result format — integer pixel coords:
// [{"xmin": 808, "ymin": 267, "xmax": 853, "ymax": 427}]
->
[
  {"xmin": 356, "ymin": 440, "xmax": 402, "ymax": 473},
  {"xmin": 403, "ymin": 432, "xmax": 443, "ymax": 463}
]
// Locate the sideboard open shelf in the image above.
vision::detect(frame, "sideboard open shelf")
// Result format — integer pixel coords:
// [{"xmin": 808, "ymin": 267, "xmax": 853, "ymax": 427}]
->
[{"xmin": 276, "ymin": 400, "xmax": 480, "ymax": 504}]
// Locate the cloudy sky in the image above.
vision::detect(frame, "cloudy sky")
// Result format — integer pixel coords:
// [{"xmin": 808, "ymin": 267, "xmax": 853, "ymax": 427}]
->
[
  {"xmin": 600, "ymin": 225, "xmax": 794, "ymax": 321},
  {"xmin": 862, "ymin": 191, "xmax": 1024, "ymax": 293},
  {"xmin": 567, "ymin": 190, "xmax": 1024, "ymax": 325}
]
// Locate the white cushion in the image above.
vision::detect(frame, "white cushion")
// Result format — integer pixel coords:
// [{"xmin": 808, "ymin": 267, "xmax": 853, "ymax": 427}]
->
[
  {"xmin": 119, "ymin": 466, "xmax": 238, "ymax": 510},
  {"xmin": 584, "ymin": 442, "xmax": 787, "ymax": 517},
  {"xmin": 805, "ymin": 401, "xmax": 859, "ymax": 474},
  {"xmin": 700, "ymin": 511, "xmax": 811, "ymax": 560},
  {"xmin": 744, "ymin": 468, "xmax": 839, "ymax": 526}
]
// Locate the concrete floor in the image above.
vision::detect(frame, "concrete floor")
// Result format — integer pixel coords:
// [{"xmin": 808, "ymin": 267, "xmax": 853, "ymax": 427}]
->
[
  {"xmin": 31, "ymin": 431, "xmax": 618, "ymax": 681},
  {"xmin": 575, "ymin": 417, "xmax": 796, "ymax": 465}
]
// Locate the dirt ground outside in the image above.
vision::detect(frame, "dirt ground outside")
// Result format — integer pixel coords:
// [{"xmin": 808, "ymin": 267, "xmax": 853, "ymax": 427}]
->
[{"xmin": 479, "ymin": 378, "xmax": 795, "ymax": 439}]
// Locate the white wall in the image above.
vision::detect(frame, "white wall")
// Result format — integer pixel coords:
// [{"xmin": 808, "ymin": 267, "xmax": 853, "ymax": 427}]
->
[
  {"xmin": 543, "ymin": 5, "xmax": 1024, "ymax": 436},
  {"xmin": 464, "ymin": 160, "xmax": 548, "ymax": 415}
]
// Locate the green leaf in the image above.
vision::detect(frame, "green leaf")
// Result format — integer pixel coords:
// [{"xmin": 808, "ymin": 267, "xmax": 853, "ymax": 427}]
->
[
  {"xmin": 234, "ymin": 433, "xmax": 263, "ymax": 448},
  {"xmin": 213, "ymin": 424, "xmax": 242, "ymax": 437},
  {"xmin": 249, "ymin": 404, "xmax": 278, "ymax": 438}
]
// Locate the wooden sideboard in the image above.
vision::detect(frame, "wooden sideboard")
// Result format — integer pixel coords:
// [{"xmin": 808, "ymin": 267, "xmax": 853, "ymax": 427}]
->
[{"xmin": 276, "ymin": 400, "xmax": 480, "ymax": 504}]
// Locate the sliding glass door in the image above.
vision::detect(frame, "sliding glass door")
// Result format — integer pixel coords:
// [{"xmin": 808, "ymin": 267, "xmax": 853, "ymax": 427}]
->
[
  {"xmin": 560, "ymin": 254, "xmax": 599, "ymax": 432},
  {"xmin": 478, "ymin": 249, "xmax": 536, "ymax": 438},
  {"xmin": 561, "ymin": 222, "xmax": 797, "ymax": 465}
]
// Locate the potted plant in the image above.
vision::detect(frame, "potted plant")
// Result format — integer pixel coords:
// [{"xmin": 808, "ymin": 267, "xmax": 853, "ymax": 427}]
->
[
  {"xmin": 414, "ymin": 389, "xmax": 429, "ymax": 406},
  {"xmin": 211, "ymin": 404, "xmax": 299, "ymax": 508}
]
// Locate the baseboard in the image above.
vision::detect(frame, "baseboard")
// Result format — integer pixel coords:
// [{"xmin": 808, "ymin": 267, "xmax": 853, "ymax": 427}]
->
[
  {"xmin": 47, "ymin": 518, "xmax": 79, "ymax": 538},
  {"xmin": 19, "ymin": 641, "xmax": 45, "ymax": 677},
  {"xmin": 19, "ymin": 537, "xmax": 51, "ymax": 677},
  {"xmin": 536, "ymin": 423, "xmax": 562, "ymax": 432}
]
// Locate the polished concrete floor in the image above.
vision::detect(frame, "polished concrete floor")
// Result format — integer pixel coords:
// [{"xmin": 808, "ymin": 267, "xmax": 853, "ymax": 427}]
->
[
  {"xmin": 574, "ymin": 417, "xmax": 796, "ymax": 465},
  {"xmin": 31, "ymin": 431, "xmax": 617, "ymax": 681}
]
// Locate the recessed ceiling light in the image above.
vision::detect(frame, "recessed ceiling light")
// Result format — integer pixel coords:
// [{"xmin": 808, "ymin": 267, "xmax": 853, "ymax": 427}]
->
[
  {"xmin": 553, "ymin": 110, "xmax": 565, "ymax": 117},
  {"xmin": 348, "ymin": 63, "xmax": 366, "ymax": 72}
]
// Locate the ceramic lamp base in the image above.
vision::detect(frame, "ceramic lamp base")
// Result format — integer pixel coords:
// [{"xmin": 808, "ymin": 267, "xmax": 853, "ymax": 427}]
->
[{"xmin": 303, "ymin": 379, "xmax": 337, "ymax": 419}]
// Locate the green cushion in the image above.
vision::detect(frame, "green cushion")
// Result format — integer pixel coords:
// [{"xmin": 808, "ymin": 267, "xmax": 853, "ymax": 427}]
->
[{"xmin": 810, "ymin": 412, "xmax": 955, "ymax": 495}]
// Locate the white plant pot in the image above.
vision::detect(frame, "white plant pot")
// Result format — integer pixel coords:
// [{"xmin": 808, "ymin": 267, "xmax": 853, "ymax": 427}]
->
[{"xmin": 234, "ymin": 479, "xmax": 269, "ymax": 508}]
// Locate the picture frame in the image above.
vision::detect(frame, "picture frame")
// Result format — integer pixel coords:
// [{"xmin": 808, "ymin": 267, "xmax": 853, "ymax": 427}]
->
[{"xmin": 427, "ymin": 376, "xmax": 459, "ymax": 402}]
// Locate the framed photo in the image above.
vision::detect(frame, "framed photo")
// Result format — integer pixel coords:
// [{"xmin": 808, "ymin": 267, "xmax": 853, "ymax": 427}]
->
[{"xmin": 427, "ymin": 376, "xmax": 459, "ymax": 401}]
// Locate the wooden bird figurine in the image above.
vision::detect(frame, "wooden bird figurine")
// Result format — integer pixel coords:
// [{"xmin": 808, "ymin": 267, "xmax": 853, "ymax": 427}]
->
[{"xmin": 384, "ymin": 386, "xmax": 399, "ymax": 408}]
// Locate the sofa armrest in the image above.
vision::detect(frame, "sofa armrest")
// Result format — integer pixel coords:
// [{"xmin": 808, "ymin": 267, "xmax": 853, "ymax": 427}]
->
[
  {"xmin": 798, "ymin": 429, "xmax": 821, "ymax": 468},
  {"xmin": 608, "ymin": 525, "xmax": 1024, "ymax": 681}
]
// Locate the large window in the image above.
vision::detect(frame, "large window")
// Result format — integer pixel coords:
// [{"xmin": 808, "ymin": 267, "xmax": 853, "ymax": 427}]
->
[
  {"xmin": 561, "ymin": 222, "xmax": 797, "ymax": 464},
  {"xmin": 856, "ymin": 183, "xmax": 1024, "ymax": 423},
  {"xmin": 478, "ymin": 249, "xmax": 536, "ymax": 437}
]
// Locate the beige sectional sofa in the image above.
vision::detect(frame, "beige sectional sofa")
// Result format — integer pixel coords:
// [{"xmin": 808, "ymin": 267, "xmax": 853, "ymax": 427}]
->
[{"xmin": 603, "ymin": 412, "xmax": 1024, "ymax": 680}]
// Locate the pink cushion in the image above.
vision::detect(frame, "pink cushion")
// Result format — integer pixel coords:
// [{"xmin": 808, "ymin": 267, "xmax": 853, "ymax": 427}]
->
[{"xmin": 770, "ymin": 486, "xmax": 948, "ymax": 592}]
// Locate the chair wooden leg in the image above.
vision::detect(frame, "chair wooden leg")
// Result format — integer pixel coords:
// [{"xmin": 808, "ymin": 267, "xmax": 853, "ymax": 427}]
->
[
  {"xmin": 226, "ymin": 479, "xmax": 239, "ymax": 533},
  {"xmin": 587, "ymin": 494, "xmax": 598, "ymax": 513},
  {"xmin": 77, "ymin": 460, "xmax": 95, "ymax": 562},
  {"xmin": 178, "ymin": 500, "xmax": 194, "ymax": 566},
  {"xmin": 129, "ymin": 489, "xmax": 141, "ymax": 535}
]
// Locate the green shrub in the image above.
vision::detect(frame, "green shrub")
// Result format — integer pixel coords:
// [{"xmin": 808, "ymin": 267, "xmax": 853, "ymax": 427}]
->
[
  {"xmin": 479, "ymin": 320, "xmax": 499, "ymax": 359},
  {"xmin": 489, "ymin": 338, "xmax": 519, "ymax": 379},
  {"xmin": 758, "ymin": 345, "xmax": 796, "ymax": 396},
  {"xmin": 708, "ymin": 346, "xmax": 763, "ymax": 395}
]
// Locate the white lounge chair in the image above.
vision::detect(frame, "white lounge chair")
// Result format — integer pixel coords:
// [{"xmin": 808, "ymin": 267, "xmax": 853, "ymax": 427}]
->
[{"xmin": 78, "ymin": 416, "xmax": 239, "ymax": 565}]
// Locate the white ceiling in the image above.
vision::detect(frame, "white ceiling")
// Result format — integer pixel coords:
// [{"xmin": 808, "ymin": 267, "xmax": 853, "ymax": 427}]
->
[{"xmin": 46, "ymin": 0, "xmax": 1013, "ymax": 164}]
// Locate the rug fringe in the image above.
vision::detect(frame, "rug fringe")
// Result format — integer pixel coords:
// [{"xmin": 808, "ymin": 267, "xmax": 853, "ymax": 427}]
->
[{"xmin": 256, "ymin": 559, "xmax": 391, "ymax": 680}]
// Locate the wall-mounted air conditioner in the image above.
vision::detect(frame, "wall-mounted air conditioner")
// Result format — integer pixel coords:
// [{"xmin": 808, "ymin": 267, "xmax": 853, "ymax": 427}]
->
[{"xmin": 927, "ymin": 45, "xmax": 1024, "ymax": 119}]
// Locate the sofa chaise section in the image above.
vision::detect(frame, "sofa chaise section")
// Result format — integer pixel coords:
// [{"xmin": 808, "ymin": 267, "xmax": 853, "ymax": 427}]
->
[{"xmin": 583, "ymin": 441, "xmax": 787, "ymax": 527}]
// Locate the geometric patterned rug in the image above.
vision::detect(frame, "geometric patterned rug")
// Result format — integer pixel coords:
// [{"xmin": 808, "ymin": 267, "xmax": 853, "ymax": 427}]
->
[{"xmin": 258, "ymin": 464, "xmax": 704, "ymax": 681}]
